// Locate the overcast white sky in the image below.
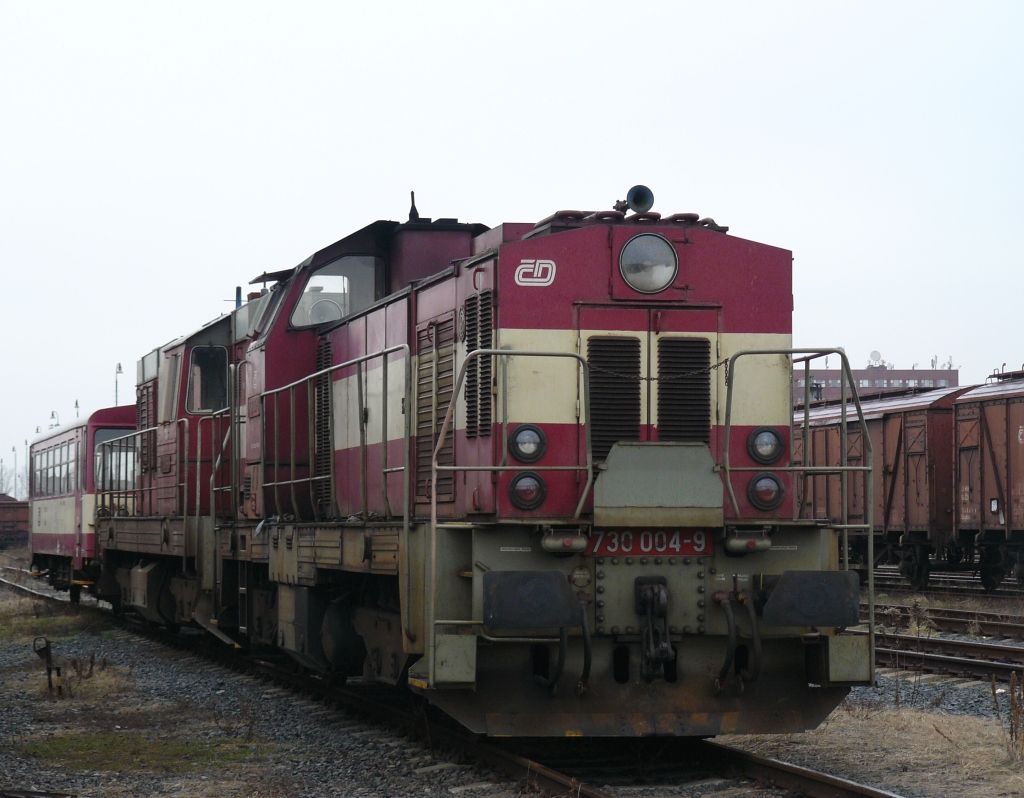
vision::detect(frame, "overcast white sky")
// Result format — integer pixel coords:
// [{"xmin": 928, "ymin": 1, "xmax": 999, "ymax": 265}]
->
[{"xmin": 1, "ymin": 1, "xmax": 1021, "ymax": 496}]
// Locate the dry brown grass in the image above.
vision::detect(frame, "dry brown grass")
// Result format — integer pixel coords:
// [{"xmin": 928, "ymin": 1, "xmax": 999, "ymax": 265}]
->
[
  {"xmin": 0, "ymin": 591, "xmax": 97, "ymax": 639},
  {"xmin": 723, "ymin": 699, "xmax": 1024, "ymax": 797},
  {"xmin": 0, "ymin": 543, "xmax": 31, "ymax": 569}
]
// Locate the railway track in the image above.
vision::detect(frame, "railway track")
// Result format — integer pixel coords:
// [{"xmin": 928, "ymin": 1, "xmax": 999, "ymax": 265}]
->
[
  {"xmin": 870, "ymin": 629, "xmax": 1024, "ymax": 681},
  {"xmin": 0, "ymin": 572, "xmax": 904, "ymax": 798},
  {"xmin": 868, "ymin": 601, "xmax": 1024, "ymax": 639},
  {"xmin": 874, "ymin": 568, "xmax": 1024, "ymax": 599}
]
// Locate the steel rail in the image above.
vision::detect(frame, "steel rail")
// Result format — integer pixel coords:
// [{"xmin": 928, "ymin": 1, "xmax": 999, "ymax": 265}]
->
[
  {"xmin": 867, "ymin": 602, "xmax": 1024, "ymax": 639},
  {"xmin": 2, "ymin": 571, "xmax": 905, "ymax": 798},
  {"xmin": 0, "ymin": 574, "xmax": 63, "ymax": 602},
  {"xmin": 700, "ymin": 740, "xmax": 907, "ymax": 798},
  {"xmin": 874, "ymin": 574, "xmax": 1024, "ymax": 599},
  {"xmin": 875, "ymin": 646, "xmax": 1024, "ymax": 680}
]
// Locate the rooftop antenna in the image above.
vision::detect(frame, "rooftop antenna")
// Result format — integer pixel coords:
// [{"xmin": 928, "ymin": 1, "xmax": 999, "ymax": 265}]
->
[{"xmin": 409, "ymin": 190, "xmax": 420, "ymax": 222}]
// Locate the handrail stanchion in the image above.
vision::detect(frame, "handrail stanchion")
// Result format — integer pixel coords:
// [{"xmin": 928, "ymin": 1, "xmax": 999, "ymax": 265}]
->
[
  {"xmin": 725, "ymin": 347, "xmax": 874, "ymax": 683},
  {"xmin": 307, "ymin": 371, "xmax": 318, "ymax": 519},
  {"xmin": 428, "ymin": 349, "xmax": 593, "ymax": 685},
  {"xmin": 289, "ymin": 385, "xmax": 299, "ymax": 519},
  {"xmin": 840, "ymin": 365, "xmax": 849, "ymax": 570},
  {"xmin": 357, "ymin": 362, "xmax": 367, "ymax": 516}
]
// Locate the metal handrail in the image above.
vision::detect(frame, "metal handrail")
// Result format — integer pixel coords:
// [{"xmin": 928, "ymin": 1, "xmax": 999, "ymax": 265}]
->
[
  {"xmin": 426, "ymin": 348, "xmax": 593, "ymax": 683},
  {"xmin": 260, "ymin": 343, "xmax": 414, "ymax": 641},
  {"xmin": 95, "ymin": 419, "xmax": 189, "ymax": 520},
  {"xmin": 259, "ymin": 343, "xmax": 412, "ymax": 522},
  {"xmin": 723, "ymin": 347, "xmax": 875, "ymax": 677}
]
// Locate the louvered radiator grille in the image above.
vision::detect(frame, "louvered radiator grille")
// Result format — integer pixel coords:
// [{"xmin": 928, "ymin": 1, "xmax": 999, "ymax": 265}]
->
[
  {"xmin": 657, "ymin": 338, "xmax": 711, "ymax": 443},
  {"xmin": 464, "ymin": 290, "xmax": 493, "ymax": 438},
  {"xmin": 415, "ymin": 316, "xmax": 456, "ymax": 501},
  {"xmin": 313, "ymin": 337, "xmax": 334, "ymax": 515},
  {"xmin": 587, "ymin": 337, "xmax": 641, "ymax": 461},
  {"xmin": 137, "ymin": 383, "xmax": 157, "ymax": 473}
]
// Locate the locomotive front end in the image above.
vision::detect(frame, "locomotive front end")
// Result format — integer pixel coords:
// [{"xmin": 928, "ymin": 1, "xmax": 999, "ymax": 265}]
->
[{"xmin": 411, "ymin": 198, "xmax": 873, "ymax": 736}]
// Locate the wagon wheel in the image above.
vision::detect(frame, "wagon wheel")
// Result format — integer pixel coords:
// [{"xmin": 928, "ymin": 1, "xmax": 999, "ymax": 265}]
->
[
  {"xmin": 909, "ymin": 559, "xmax": 930, "ymax": 591},
  {"xmin": 1013, "ymin": 552, "xmax": 1024, "ymax": 586},
  {"xmin": 981, "ymin": 564, "xmax": 1005, "ymax": 592},
  {"xmin": 899, "ymin": 545, "xmax": 929, "ymax": 590}
]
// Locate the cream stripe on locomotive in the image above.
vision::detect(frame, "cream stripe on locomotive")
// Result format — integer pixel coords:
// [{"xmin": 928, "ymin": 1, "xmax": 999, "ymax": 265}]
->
[
  {"xmin": 330, "ymin": 329, "xmax": 792, "ymax": 450},
  {"xmin": 499, "ymin": 328, "xmax": 793, "ymax": 429}
]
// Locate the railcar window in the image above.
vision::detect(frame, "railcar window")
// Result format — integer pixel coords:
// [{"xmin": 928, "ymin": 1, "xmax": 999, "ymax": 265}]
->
[
  {"xmin": 186, "ymin": 346, "xmax": 229, "ymax": 414},
  {"xmin": 248, "ymin": 287, "xmax": 284, "ymax": 336},
  {"xmin": 290, "ymin": 255, "xmax": 379, "ymax": 328},
  {"xmin": 66, "ymin": 441, "xmax": 77, "ymax": 493},
  {"xmin": 158, "ymin": 352, "xmax": 180, "ymax": 423},
  {"xmin": 94, "ymin": 428, "xmax": 135, "ymax": 491}
]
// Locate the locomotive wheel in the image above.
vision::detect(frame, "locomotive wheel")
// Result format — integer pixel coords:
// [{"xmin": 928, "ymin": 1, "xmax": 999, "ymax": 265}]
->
[
  {"xmin": 981, "ymin": 565, "xmax": 1005, "ymax": 592},
  {"xmin": 69, "ymin": 585, "xmax": 81, "ymax": 605}
]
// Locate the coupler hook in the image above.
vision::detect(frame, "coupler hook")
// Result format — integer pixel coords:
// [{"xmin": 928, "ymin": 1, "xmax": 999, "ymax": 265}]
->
[{"xmin": 635, "ymin": 576, "xmax": 674, "ymax": 681}]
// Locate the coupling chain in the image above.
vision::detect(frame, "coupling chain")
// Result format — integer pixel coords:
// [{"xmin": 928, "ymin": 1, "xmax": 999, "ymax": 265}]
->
[{"xmin": 586, "ymin": 358, "xmax": 730, "ymax": 384}]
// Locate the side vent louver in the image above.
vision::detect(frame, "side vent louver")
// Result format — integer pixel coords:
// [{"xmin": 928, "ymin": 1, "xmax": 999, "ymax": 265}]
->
[
  {"xmin": 416, "ymin": 315, "xmax": 456, "ymax": 501},
  {"xmin": 588, "ymin": 337, "xmax": 641, "ymax": 460},
  {"xmin": 313, "ymin": 337, "xmax": 334, "ymax": 517},
  {"xmin": 464, "ymin": 290, "xmax": 493, "ymax": 438},
  {"xmin": 136, "ymin": 383, "xmax": 157, "ymax": 474},
  {"xmin": 657, "ymin": 338, "xmax": 711, "ymax": 443}
]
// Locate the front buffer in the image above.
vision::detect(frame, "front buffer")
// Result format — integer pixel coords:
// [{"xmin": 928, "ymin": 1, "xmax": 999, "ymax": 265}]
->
[{"xmin": 409, "ymin": 521, "xmax": 870, "ymax": 737}]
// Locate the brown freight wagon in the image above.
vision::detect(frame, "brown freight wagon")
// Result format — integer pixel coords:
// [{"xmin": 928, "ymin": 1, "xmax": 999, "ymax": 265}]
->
[
  {"xmin": 794, "ymin": 386, "xmax": 969, "ymax": 587},
  {"xmin": 0, "ymin": 494, "xmax": 29, "ymax": 548},
  {"xmin": 954, "ymin": 374, "xmax": 1024, "ymax": 589}
]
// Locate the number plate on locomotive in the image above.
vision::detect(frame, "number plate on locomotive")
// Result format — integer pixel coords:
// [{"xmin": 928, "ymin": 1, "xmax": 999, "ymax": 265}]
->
[{"xmin": 585, "ymin": 529, "xmax": 712, "ymax": 557}]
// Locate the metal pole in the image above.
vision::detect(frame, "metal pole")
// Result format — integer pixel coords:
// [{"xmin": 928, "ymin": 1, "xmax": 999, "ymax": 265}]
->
[{"xmin": 11, "ymin": 447, "xmax": 16, "ymax": 501}]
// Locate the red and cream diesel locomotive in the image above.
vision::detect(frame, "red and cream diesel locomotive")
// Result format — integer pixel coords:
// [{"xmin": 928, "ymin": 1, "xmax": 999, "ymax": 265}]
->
[{"xmin": 66, "ymin": 188, "xmax": 871, "ymax": 736}]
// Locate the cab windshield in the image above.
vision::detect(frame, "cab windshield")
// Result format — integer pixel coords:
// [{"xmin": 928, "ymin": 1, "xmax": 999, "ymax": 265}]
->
[{"xmin": 290, "ymin": 255, "xmax": 379, "ymax": 327}]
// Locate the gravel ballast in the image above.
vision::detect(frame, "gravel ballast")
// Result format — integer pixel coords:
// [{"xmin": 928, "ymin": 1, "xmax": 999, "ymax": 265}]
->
[{"xmin": 0, "ymin": 596, "xmax": 514, "ymax": 798}]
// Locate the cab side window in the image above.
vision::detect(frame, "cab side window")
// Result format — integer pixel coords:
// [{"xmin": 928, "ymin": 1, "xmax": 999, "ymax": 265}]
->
[
  {"xmin": 290, "ymin": 255, "xmax": 379, "ymax": 327},
  {"xmin": 186, "ymin": 346, "xmax": 229, "ymax": 413}
]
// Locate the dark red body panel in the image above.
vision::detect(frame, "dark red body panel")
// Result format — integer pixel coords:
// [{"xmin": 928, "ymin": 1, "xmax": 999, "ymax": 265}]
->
[
  {"xmin": 954, "ymin": 379, "xmax": 1024, "ymax": 537},
  {"xmin": 796, "ymin": 388, "xmax": 968, "ymax": 543}
]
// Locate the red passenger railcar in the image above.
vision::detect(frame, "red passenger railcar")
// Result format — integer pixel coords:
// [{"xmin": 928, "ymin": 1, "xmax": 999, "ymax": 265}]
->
[{"xmin": 29, "ymin": 406, "xmax": 136, "ymax": 599}]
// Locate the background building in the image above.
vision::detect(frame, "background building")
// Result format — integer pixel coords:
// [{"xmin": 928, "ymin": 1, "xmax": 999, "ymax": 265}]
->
[{"xmin": 793, "ymin": 361, "xmax": 959, "ymax": 405}]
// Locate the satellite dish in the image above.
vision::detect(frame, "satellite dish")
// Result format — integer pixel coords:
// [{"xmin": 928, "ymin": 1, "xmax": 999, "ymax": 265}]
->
[{"xmin": 869, "ymin": 350, "xmax": 882, "ymax": 363}]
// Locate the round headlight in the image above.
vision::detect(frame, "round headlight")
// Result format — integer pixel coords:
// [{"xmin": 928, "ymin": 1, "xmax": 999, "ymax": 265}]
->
[
  {"xmin": 509, "ymin": 472, "xmax": 546, "ymax": 510},
  {"xmin": 619, "ymin": 234, "xmax": 678, "ymax": 293},
  {"xmin": 747, "ymin": 473, "xmax": 784, "ymax": 511},
  {"xmin": 509, "ymin": 424, "xmax": 546, "ymax": 463},
  {"xmin": 748, "ymin": 428, "xmax": 784, "ymax": 464}
]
